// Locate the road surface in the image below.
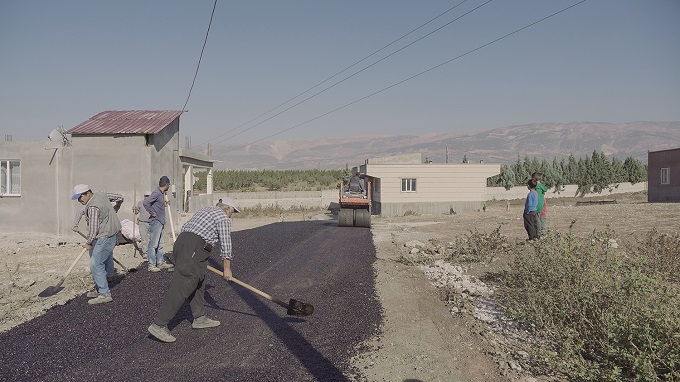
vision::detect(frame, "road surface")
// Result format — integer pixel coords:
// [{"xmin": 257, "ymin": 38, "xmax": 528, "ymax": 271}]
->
[{"xmin": 0, "ymin": 220, "xmax": 380, "ymax": 382}]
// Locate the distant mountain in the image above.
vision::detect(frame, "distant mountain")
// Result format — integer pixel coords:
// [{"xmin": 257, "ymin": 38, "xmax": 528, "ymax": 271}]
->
[{"xmin": 209, "ymin": 122, "xmax": 680, "ymax": 170}]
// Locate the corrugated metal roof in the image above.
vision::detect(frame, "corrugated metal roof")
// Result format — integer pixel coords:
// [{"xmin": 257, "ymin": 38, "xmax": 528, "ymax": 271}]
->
[{"xmin": 66, "ymin": 110, "xmax": 184, "ymax": 135}]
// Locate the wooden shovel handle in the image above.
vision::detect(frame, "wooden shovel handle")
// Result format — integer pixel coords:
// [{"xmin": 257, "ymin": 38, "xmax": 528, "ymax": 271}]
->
[
  {"xmin": 206, "ymin": 265, "xmax": 288, "ymax": 309},
  {"xmin": 164, "ymin": 194, "xmax": 177, "ymax": 242},
  {"xmin": 62, "ymin": 248, "xmax": 89, "ymax": 279}
]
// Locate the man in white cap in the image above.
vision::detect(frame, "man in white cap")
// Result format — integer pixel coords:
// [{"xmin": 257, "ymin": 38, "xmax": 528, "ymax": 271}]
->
[
  {"xmin": 147, "ymin": 198, "xmax": 239, "ymax": 343},
  {"xmin": 71, "ymin": 184, "xmax": 124, "ymax": 305},
  {"xmin": 133, "ymin": 191, "xmax": 152, "ymax": 258}
]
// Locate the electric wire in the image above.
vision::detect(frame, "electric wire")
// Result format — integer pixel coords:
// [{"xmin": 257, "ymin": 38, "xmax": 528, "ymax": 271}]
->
[
  {"xmin": 181, "ymin": 0, "xmax": 218, "ymax": 113},
  {"xmin": 194, "ymin": 0, "xmax": 475, "ymax": 149},
  {"xmin": 220, "ymin": 0, "xmax": 589, "ymax": 151},
  {"xmin": 207, "ymin": 0, "xmax": 493, "ymax": 146}
]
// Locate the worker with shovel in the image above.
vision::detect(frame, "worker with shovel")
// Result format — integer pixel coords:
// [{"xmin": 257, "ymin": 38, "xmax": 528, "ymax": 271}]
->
[
  {"xmin": 71, "ymin": 184, "xmax": 123, "ymax": 305},
  {"xmin": 147, "ymin": 199, "xmax": 238, "ymax": 343}
]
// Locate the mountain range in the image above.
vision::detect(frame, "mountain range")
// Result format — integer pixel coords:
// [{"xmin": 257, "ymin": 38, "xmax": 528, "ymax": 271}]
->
[{"xmin": 209, "ymin": 121, "xmax": 680, "ymax": 170}]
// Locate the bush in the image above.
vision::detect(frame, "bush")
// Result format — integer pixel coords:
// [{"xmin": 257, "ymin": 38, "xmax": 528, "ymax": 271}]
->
[{"xmin": 499, "ymin": 229, "xmax": 680, "ymax": 381}]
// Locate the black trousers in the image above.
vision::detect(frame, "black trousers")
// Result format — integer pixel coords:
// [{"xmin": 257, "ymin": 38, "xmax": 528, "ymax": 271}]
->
[
  {"xmin": 523, "ymin": 211, "xmax": 539, "ymax": 240},
  {"xmin": 155, "ymin": 232, "xmax": 211, "ymax": 326}
]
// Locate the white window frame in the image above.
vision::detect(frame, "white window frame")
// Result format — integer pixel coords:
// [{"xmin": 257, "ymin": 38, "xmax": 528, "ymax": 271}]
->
[
  {"xmin": 660, "ymin": 167, "xmax": 670, "ymax": 185},
  {"xmin": 1, "ymin": 160, "xmax": 21, "ymax": 196},
  {"xmin": 401, "ymin": 178, "xmax": 416, "ymax": 192}
]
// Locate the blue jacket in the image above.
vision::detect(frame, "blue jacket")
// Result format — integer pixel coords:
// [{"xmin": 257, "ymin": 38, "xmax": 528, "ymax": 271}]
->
[
  {"xmin": 143, "ymin": 188, "xmax": 166, "ymax": 225},
  {"xmin": 524, "ymin": 190, "xmax": 538, "ymax": 214}
]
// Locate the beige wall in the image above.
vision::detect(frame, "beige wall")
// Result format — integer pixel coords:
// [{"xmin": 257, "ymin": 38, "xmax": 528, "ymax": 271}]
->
[
  {"xmin": 0, "ymin": 140, "xmax": 74, "ymax": 234},
  {"xmin": 367, "ymin": 163, "xmax": 500, "ymax": 202},
  {"xmin": 365, "ymin": 163, "xmax": 501, "ymax": 216},
  {"xmin": 0, "ymin": 120, "xmax": 185, "ymax": 235}
]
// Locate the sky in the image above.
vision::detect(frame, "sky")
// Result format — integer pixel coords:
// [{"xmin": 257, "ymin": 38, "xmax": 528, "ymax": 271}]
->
[{"xmin": 1, "ymin": 0, "xmax": 679, "ymax": 151}]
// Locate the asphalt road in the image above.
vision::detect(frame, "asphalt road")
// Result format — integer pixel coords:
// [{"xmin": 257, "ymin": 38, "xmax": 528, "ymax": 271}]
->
[{"xmin": 0, "ymin": 220, "xmax": 380, "ymax": 382}]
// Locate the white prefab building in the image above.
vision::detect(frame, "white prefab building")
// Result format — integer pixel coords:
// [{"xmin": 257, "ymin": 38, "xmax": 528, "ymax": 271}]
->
[{"xmin": 363, "ymin": 153, "xmax": 501, "ymax": 216}]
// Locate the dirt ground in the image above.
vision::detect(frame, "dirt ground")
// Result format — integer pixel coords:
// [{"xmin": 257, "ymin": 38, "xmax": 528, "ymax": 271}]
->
[{"xmin": 2, "ymin": 192, "xmax": 678, "ymax": 381}]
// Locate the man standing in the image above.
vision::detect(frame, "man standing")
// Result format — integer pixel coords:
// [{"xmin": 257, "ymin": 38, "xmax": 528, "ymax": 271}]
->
[
  {"xmin": 133, "ymin": 190, "xmax": 152, "ymax": 258},
  {"xmin": 143, "ymin": 176, "xmax": 173, "ymax": 272},
  {"xmin": 531, "ymin": 172, "xmax": 548, "ymax": 237},
  {"xmin": 147, "ymin": 198, "xmax": 239, "ymax": 343},
  {"xmin": 71, "ymin": 184, "xmax": 123, "ymax": 305}
]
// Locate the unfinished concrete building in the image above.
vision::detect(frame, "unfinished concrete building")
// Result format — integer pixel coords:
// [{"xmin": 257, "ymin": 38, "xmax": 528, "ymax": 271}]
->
[{"xmin": 0, "ymin": 110, "xmax": 215, "ymax": 235}]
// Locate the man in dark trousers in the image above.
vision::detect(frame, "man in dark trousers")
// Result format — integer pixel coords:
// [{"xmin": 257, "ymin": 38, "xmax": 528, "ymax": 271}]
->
[{"xmin": 147, "ymin": 198, "xmax": 239, "ymax": 343}]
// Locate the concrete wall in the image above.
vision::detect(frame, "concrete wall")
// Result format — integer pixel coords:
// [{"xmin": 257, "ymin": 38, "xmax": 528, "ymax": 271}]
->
[
  {"xmin": 212, "ymin": 190, "xmax": 338, "ymax": 210},
  {"xmin": 0, "ymin": 140, "xmax": 74, "ymax": 234},
  {"xmin": 486, "ymin": 182, "xmax": 647, "ymax": 201}
]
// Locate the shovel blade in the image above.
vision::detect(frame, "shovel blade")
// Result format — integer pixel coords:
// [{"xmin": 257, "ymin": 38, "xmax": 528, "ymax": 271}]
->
[
  {"xmin": 287, "ymin": 299, "xmax": 314, "ymax": 316},
  {"xmin": 38, "ymin": 285, "xmax": 64, "ymax": 298}
]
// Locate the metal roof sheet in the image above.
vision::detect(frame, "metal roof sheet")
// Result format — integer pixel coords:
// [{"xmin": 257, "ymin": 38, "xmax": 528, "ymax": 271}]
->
[{"xmin": 66, "ymin": 110, "xmax": 184, "ymax": 135}]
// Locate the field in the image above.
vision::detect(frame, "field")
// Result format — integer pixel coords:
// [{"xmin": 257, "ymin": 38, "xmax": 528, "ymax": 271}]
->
[{"xmin": 1, "ymin": 192, "xmax": 678, "ymax": 381}]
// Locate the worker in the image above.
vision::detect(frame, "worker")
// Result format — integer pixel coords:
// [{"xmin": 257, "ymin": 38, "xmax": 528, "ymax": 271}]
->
[
  {"xmin": 147, "ymin": 198, "xmax": 239, "ymax": 343},
  {"xmin": 133, "ymin": 190, "xmax": 152, "ymax": 258},
  {"xmin": 71, "ymin": 184, "xmax": 123, "ymax": 305},
  {"xmin": 143, "ymin": 176, "xmax": 173, "ymax": 272},
  {"xmin": 348, "ymin": 170, "xmax": 364, "ymax": 193}
]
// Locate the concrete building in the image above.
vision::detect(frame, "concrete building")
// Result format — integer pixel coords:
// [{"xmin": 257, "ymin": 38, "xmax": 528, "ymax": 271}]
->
[
  {"xmin": 0, "ymin": 110, "xmax": 215, "ymax": 235},
  {"xmin": 362, "ymin": 153, "xmax": 501, "ymax": 216},
  {"xmin": 648, "ymin": 147, "xmax": 680, "ymax": 202}
]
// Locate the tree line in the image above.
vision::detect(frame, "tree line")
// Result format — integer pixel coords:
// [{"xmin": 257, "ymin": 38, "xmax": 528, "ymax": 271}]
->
[
  {"xmin": 486, "ymin": 150, "xmax": 647, "ymax": 195},
  {"xmin": 194, "ymin": 169, "xmax": 348, "ymax": 192},
  {"xmin": 194, "ymin": 151, "xmax": 647, "ymax": 195}
]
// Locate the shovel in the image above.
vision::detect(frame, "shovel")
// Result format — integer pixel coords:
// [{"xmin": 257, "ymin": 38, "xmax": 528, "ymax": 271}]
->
[
  {"xmin": 39, "ymin": 247, "xmax": 88, "ymax": 297},
  {"xmin": 207, "ymin": 265, "xmax": 314, "ymax": 317},
  {"xmin": 76, "ymin": 231, "xmax": 137, "ymax": 272}
]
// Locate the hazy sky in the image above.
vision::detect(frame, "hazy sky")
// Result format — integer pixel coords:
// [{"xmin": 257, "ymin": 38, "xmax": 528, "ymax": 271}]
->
[{"xmin": 1, "ymin": 0, "xmax": 679, "ymax": 149}]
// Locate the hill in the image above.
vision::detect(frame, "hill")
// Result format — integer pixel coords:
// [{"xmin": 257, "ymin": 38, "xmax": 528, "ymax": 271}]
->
[{"xmin": 210, "ymin": 121, "xmax": 680, "ymax": 170}]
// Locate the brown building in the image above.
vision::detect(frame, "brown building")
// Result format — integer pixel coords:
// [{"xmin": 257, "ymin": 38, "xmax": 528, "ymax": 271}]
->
[{"xmin": 648, "ymin": 147, "xmax": 680, "ymax": 202}]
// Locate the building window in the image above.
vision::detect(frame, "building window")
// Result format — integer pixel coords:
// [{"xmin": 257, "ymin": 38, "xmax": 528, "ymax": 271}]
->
[
  {"xmin": 401, "ymin": 178, "xmax": 416, "ymax": 192},
  {"xmin": 661, "ymin": 168, "xmax": 670, "ymax": 185},
  {"xmin": 1, "ymin": 160, "xmax": 21, "ymax": 196}
]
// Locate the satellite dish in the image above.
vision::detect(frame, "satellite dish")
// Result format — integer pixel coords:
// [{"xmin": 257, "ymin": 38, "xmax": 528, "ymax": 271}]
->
[{"xmin": 47, "ymin": 127, "xmax": 69, "ymax": 146}]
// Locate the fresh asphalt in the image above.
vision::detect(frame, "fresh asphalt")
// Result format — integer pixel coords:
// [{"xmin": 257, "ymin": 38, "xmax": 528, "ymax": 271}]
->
[{"xmin": 0, "ymin": 220, "xmax": 381, "ymax": 382}]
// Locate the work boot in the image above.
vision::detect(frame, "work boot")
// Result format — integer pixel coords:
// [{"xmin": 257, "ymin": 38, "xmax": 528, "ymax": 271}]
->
[
  {"xmin": 88, "ymin": 295, "xmax": 113, "ymax": 305},
  {"xmin": 158, "ymin": 263, "xmax": 174, "ymax": 270},
  {"xmin": 148, "ymin": 266, "xmax": 161, "ymax": 272},
  {"xmin": 86, "ymin": 290, "xmax": 99, "ymax": 298},
  {"xmin": 192, "ymin": 315, "xmax": 221, "ymax": 329},
  {"xmin": 147, "ymin": 324, "xmax": 176, "ymax": 343}
]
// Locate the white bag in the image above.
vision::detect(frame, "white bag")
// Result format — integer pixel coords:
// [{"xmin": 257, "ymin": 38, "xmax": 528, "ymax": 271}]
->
[{"xmin": 120, "ymin": 219, "xmax": 140, "ymax": 240}]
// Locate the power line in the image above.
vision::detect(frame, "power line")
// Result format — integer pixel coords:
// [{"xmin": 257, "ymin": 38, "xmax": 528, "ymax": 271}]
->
[
  {"xmin": 222, "ymin": 0, "xmax": 589, "ymax": 151},
  {"xmin": 181, "ymin": 0, "xmax": 218, "ymax": 113},
  {"xmin": 194, "ymin": 0, "xmax": 475, "ymax": 149},
  {"xmin": 207, "ymin": 0, "xmax": 493, "ymax": 147}
]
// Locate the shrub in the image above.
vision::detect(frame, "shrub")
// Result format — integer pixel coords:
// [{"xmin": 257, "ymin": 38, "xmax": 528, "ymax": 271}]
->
[{"xmin": 499, "ymin": 229, "xmax": 680, "ymax": 381}]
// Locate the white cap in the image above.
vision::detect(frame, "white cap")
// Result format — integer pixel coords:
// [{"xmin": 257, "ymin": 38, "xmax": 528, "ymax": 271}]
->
[
  {"xmin": 144, "ymin": 191, "xmax": 152, "ymax": 196},
  {"xmin": 71, "ymin": 184, "xmax": 90, "ymax": 200},
  {"xmin": 221, "ymin": 197, "xmax": 240, "ymax": 213}
]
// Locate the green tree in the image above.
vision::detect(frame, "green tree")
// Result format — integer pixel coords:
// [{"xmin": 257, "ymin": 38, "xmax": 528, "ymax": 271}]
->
[{"xmin": 623, "ymin": 156, "xmax": 646, "ymax": 184}]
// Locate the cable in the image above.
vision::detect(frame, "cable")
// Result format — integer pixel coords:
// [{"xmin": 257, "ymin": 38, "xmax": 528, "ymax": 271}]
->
[
  {"xmin": 194, "ymin": 0, "xmax": 474, "ymax": 149},
  {"xmin": 219, "ymin": 0, "xmax": 588, "ymax": 151},
  {"xmin": 181, "ymin": 0, "xmax": 218, "ymax": 113},
  {"xmin": 206, "ymin": 0, "xmax": 493, "ymax": 146}
]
